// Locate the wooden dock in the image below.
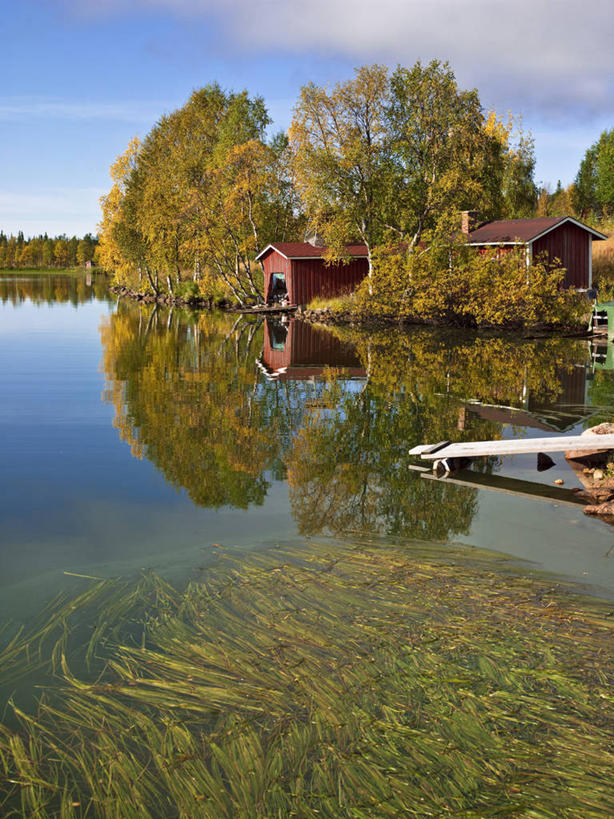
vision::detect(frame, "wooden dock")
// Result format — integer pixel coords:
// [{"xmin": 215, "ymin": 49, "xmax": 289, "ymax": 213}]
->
[{"xmin": 409, "ymin": 434, "xmax": 614, "ymax": 462}]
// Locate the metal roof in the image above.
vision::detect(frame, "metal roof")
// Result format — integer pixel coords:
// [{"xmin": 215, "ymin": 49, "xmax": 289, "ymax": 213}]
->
[
  {"xmin": 468, "ymin": 216, "xmax": 607, "ymax": 245},
  {"xmin": 256, "ymin": 242, "xmax": 368, "ymax": 261}
]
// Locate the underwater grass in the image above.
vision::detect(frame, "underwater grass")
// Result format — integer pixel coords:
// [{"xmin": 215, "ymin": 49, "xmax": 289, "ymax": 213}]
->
[{"xmin": 0, "ymin": 539, "xmax": 613, "ymax": 817}]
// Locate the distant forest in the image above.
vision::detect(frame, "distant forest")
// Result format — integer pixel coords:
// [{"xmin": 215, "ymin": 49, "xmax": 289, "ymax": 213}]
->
[{"xmin": 0, "ymin": 232, "xmax": 98, "ymax": 269}]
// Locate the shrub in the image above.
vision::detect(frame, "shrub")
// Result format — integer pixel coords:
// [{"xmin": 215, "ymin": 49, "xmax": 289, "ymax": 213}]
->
[
  {"xmin": 355, "ymin": 244, "xmax": 587, "ymax": 328},
  {"xmin": 175, "ymin": 280, "xmax": 200, "ymax": 300},
  {"xmin": 593, "ymin": 232, "xmax": 614, "ymax": 294}
]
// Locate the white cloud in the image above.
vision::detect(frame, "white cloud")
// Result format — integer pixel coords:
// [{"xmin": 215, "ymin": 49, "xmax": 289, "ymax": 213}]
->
[
  {"xmin": 0, "ymin": 97, "xmax": 170, "ymax": 123},
  {"xmin": 0, "ymin": 188, "xmax": 104, "ymax": 237},
  {"xmin": 68, "ymin": 0, "xmax": 614, "ymax": 119}
]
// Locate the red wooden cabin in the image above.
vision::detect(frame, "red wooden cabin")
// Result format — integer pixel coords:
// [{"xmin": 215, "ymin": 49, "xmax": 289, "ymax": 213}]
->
[
  {"xmin": 256, "ymin": 242, "xmax": 368, "ymax": 306},
  {"xmin": 466, "ymin": 216, "xmax": 606, "ymax": 290}
]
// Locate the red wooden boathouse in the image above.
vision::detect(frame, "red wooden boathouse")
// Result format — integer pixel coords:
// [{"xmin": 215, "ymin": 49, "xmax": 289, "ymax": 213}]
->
[
  {"xmin": 466, "ymin": 215, "xmax": 606, "ymax": 290},
  {"xmin": 256, "ymin": 241, "xmax": 368, "ymax": 306}
]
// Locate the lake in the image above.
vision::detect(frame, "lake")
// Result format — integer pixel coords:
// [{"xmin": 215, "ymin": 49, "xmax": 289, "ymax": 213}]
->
[
  {"xmin": 1, "ymin": 274, "xmax": 614, "ymax": 816},
  {"xmin": 1, "ymin": 273, "xmax": 613, "ymax": 622}
]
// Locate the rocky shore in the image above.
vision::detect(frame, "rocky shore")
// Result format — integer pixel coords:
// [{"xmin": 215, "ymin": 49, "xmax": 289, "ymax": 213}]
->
[
  {"xmin": 299, "ymin": 307, "xmax": 590, "ymax": 337},
  {"xmin": 110, "ymin": 285, "xmax": 221, "ymax": 310},
  {"xmin": 567, "ymin": 424, "xmax": 614, "ymax": 521}
]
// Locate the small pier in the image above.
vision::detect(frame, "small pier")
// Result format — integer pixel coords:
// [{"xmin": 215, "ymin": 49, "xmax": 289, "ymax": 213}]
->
[
  {"xmin": 410, "ymin": 434, "xmax": 614, "ymax": 461},
  {"xmin": 410, "ymin": 434, "xmax": 614, "ymax": 473}
]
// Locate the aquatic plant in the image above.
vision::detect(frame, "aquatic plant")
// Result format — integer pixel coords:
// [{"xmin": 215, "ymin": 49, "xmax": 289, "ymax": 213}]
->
[{"xmin": 1, "ymin": 539, "xmax": 613, "ymax": 817}]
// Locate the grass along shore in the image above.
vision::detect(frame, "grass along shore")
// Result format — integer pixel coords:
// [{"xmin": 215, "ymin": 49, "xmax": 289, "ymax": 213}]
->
[{"xmin": 1, "ymin": 537, "xmax": 613, "ymax": 817}]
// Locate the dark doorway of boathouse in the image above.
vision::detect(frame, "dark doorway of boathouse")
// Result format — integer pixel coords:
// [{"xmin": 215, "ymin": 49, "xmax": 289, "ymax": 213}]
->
[{"xmin": 269, "ymin": 272, "xmax": 288, "ymax": 304}]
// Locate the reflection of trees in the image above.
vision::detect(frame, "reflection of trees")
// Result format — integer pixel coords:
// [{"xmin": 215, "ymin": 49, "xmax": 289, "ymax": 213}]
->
[
  {"xmin": 101, "ymin": 305, "xmax": 278, "ymax": 508},
  {"xmin": 285, "ymin": 327, "xmax": 590, "ymax": 539},
  {"xmin": 586, "ymin": 369, "xmax": 614, "ymax": 426},
  {"xmin": 101, "ymin": 305, "xmax": 321, "ymax": 509},
  {"xmin": 100, "ymin": 306, "xmax": 592, "ymax": 536},
  {"xmin": 328, "ymin": 326, "xmax": 589, "ymax": 409},
  {"xmin": 286, "ymin": 384, "xmax": 490, "ymax": 539},
  {"xmin": 0, "ymin": 274, "xmax": 111, "ymax": 306}
]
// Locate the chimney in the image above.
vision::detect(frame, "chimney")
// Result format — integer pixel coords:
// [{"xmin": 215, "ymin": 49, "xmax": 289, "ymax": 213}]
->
[
  {"xmin": 304, "ymin": 228, "xmax": 325, "ymax": 248},
  {"xmin": 461, "ymin": 210, "xmax": 478, "ymax": 238}
]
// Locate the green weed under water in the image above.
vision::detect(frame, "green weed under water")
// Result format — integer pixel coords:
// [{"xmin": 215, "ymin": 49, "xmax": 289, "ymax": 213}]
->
[{"xmin": 0, "ymin": 540, "xmax": 613, "ymax": 817}]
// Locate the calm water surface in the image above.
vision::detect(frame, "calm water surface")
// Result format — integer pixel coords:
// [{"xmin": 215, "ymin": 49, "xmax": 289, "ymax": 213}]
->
[{"xmin": 2, "ymin": 274, "xmax": 614, "ymax": 626}]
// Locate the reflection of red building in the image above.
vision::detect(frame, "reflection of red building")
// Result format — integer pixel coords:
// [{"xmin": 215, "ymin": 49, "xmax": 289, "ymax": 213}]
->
[
  {"xmin": 256, "ymin": 242, "xmax": 368, "ymax": 306},
  {"xmin": 459, "ymin": 363, "xmax": 593, "ymax": 432},
  {"xmin": 259, "ymin": 319, "xmax": 366, "ymax": 381}
]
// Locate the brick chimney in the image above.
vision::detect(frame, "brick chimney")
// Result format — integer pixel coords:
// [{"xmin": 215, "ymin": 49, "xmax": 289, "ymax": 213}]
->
[
  {"xmin": 304, "ymin": 228, "xmax": 325, "ymax": 248},
  {"xmin": 461, "ymin": 210, "xmax": 478, "ymax": 238}
]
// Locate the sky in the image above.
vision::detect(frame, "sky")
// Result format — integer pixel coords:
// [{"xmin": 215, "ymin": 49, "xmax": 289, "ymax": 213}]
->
[{"xmin": 1, "ymin": 0, "xmax": 613, "ymax": 237}]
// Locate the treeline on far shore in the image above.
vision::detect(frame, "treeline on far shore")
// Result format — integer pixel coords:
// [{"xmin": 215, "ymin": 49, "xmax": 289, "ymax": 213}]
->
[{"xmin": 0, "ymin": 232, "xmax": 98, "ymax": 270}]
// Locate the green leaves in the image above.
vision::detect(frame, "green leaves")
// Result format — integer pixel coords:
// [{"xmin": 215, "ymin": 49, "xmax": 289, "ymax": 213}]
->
[
  {"xmin": 289, "ymin": 60, "xmax": 536, "ymax": 271},
  {"xmin": 573, "ymin": 129, "xmax": 614, "ymax": 220},
  {"xmin": 290, "ymin": 65, "xmax": 390, "ymax": 271}
]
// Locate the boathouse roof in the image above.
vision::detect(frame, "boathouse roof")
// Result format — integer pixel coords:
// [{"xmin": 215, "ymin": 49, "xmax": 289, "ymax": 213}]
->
[
  {"xmin": 256, "ymin": 242, "xmax": 368, "ymax": 261},
  {"xmin": 468, "ymin": 216, "xmax": 607, "ymax": 245}
]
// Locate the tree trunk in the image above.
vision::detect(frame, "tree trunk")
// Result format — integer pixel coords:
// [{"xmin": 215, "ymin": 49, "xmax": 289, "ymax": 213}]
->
[{"xmin": 145, "ymin": 266, "xmax": 159, "ymax": 296}]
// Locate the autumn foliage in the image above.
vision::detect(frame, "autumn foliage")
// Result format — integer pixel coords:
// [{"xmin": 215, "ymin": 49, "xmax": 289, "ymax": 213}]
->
[{"xmin": 351, "ymin": 243, "xmax": 588, "ymax": 328}]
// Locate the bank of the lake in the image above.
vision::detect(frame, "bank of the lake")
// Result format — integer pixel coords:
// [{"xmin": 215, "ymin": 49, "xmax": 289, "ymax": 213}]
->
[
  {"xmin": 299, "ymin": 305, "xmax": 592, "ymax": 338},
  {"xmin": 109, "ymin": 285, "xmax": 592, "ymax": 339}
]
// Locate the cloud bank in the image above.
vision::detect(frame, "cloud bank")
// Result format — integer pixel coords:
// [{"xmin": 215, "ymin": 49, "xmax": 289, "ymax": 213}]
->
[
  {"xmin": 0, "ymin": 97, "xmax": 171, "ymax": 123},
  {"xmin": 68, "ymin": 0, "xmax": 614, "ymax": 120},
  {"xmin": 0, "ymin": 188, "xmax": 105, "ymax": 237}
]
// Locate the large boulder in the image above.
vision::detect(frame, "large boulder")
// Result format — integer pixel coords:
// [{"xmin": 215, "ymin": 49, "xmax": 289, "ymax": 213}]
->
[
  {"xmin": 584, "ymin": 500, "xmax": 614, "ymax": 518},
  {"xmin": 566, "ymin": 422, "xmax": 614, "ymax": 464},
  {"xmin": 581, "ymin": 422, "xmax": 614, "ymax": 436}
]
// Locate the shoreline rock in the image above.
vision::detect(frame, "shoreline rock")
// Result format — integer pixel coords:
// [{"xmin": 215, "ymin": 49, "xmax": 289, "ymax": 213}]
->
[
  {"xmin": 566, "ymin": 424, "xmax": 614, "ymax": 522},
  {"xmin": 110, "ymin": 285, "xmax": 235, "ymax": 311},
  {"xmin": 299, "ymin": 307, "xmax": 589, "ymax": 337}
]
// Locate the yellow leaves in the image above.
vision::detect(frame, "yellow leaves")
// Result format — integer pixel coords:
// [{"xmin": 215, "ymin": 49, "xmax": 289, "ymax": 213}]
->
[
  {"xmin": 97, "ymin": 138, "xmax": 142, "ymax": 278},
  {"xmin": 359, "ymin": 243, "xmax": 586, "ymax": 330},
  {"xmin": 289, "ymin": 65, "xmax": 390, "ymax": 254},
  {"xmin": 483, "ymin": 110, "xmax": 514, "ymax": 147},
  {"xmin": 110, "ymin": 137, "xmax": 141, "ymax": 186}
]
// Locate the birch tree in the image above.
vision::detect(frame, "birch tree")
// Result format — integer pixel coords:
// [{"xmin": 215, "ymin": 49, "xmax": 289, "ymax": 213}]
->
[
  {"xmin": 100, "ymin": 86, "xmax": 303, "ymax": 304},
  {"xmin": 290, "ymin": 61, "xmax": 520, "ymax": 265},
  {"xmin": 289, "ymin": 65, "xmax": 391, "ymax": 283}
]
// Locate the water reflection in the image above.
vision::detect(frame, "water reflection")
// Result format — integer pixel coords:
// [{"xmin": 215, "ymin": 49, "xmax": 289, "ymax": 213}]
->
[
  {"xmin": 101, "ymin": 309, "xmax": 600, "ymax": 545},
  {"xmin": 260, "ymin": 318, "xmax": 366, "ymax": 381},
  {"xmin": 0, "ymin": 272, "xmax": 112, "ymax": 306},
  {"xmin": 101, "ymin": 305, "xmax": 277, "ymax": 508}
]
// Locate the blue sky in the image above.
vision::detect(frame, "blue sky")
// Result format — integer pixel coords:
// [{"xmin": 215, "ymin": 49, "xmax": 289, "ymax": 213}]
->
[{"xmin": 2, "ymin": 0, "xmax": 613, "ymax": 237}]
